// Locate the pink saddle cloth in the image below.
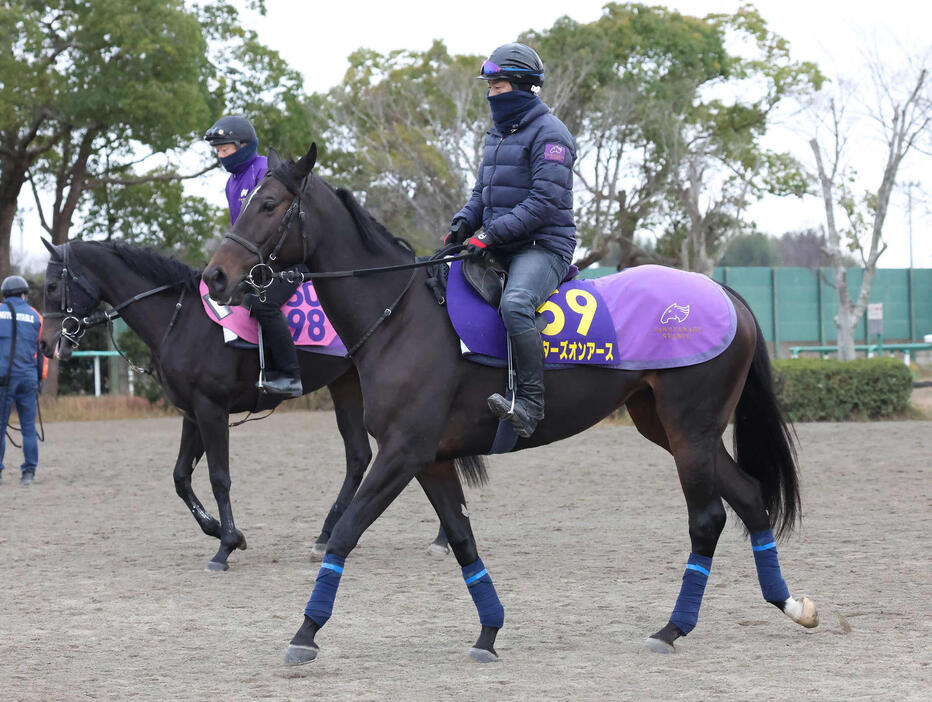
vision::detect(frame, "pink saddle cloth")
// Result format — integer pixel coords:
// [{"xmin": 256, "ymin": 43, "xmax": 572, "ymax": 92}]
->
[{"xmin": 199, "ymin": 280, "xmax": 346, "ymax": 356}]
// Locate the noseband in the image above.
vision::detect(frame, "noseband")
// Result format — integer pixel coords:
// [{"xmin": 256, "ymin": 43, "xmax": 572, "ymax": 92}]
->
[
  {"xmin": 221, "ymin": 178, "xmax": 308, "ymax": 301},
  {"xmin": 44, "ymin": 244, "xmax": 104, "ymax": 347}
]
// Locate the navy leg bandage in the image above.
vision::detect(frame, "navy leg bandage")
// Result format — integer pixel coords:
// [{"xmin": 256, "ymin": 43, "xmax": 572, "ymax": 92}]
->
[
  {"xmin": 304, "ymin": 554, "xmax": 345, "ymax": 627},
  {"xmin": 669, "ymin": 553, "xmax": 713, "ymax": 635},
  {"xmin": 462, "ymin": 558, "xmax": 505, "ymax": 628},
  {"xmin": 751, "ymin": 529, "xmax": 790, "ymax": 603}
]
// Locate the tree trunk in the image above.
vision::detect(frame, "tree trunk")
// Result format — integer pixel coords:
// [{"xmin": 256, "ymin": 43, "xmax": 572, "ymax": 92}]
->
[
  {"xmin": 0, "ymin": 158, "xmax": 30, "ymax": 279},
  {"xmin": 832, "ymin": 268, "xmax": 858, "ymax": 360}
]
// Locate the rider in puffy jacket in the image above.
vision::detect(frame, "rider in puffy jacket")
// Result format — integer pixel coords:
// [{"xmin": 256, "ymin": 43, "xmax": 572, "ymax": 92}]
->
[
  {"xmin": 204, "ymin": 115, "xmax": 303, "ymax": 398},
  {"xmin": 448, "ymin": 43, "xmax": 577, "ymax": 438}
]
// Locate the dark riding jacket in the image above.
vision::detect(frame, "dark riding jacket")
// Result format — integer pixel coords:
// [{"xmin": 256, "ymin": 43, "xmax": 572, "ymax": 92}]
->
[
  {"xmin": 0, "ymin": 296, "xmax": 44, "ymax": 380},
  {"xmin": 454, "ymin": 99, "xmax": 577, "ymax": 263}
]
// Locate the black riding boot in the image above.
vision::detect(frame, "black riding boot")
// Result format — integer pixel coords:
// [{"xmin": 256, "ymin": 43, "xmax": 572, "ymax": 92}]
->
[
  {"xmin": 252, "ymin": 304, "xmax": 303, "ymax": 398},
  {"xmin": 487, "ymin": 327, "xmax": 545, "ymax": 438}
]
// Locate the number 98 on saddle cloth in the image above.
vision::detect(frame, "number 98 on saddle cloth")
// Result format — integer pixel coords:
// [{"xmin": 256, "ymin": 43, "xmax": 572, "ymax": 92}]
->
[{"xmin": 199, "ymin": 280, "xmax": 347, "ymax": 356}]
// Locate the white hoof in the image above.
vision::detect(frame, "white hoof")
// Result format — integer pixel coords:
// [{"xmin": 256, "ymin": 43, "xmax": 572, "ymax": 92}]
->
[
  {"xmin": 784, "ymin": 596, "xmax": 819, "ymax": 628},
  {"xmin": 468, "ymin": 647, "xmax": 499, "ymax": 663},
  {"xmin": 642, "ymin": 637, "xmax": 676, "ymax": 654},
  {"xmin": 310, "ymin": 543, "xmax": 327, "ymax": 561},
  {"xmin": 427, "ymin": 542, "xmax": 450, "ymax": 557}
]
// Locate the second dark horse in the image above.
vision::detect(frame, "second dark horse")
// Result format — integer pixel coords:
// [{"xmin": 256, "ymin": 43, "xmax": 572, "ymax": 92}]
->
[{"xmin": 38, "ymin": 239, "xmax": 456, "ymax": 570}]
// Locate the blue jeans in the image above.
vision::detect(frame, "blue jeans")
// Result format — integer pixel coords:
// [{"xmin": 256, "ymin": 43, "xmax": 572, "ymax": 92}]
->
[
  {"xmin": 499, "ymin": 245, "xmax": 569, "ymax": 336},
  {"xmin": 0, "ymin": 375, "xmax": 39, "ymax": 474}
]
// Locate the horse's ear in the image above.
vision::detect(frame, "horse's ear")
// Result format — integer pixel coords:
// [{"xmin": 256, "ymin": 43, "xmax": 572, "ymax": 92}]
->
[
  {"xmin": 295, "ymin": 143, "xmax": 317, "ymax": 178},
  {"xmin": 41, "ymin": 237, "xmax": 61, "ymax": 260},
  {"xmin": 267, "ymin": 147, "xmax": 282, "ymax": 174}
]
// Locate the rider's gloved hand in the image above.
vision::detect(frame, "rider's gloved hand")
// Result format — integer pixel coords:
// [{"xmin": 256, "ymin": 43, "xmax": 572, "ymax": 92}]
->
[
  {"xmin": 444, "ymin": 219, "xmax": 470, "ymax": 245},
  {"xmin": 464, "ymin": 230, "xmax": 496, "ymax": 257}
]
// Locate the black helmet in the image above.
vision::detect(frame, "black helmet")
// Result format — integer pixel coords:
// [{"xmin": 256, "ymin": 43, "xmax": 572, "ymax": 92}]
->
[
  {"xmin": 204, "ymin": 115, "xmax": 257, "ymax": 146},
  {"xmin": 1, "ymin": 275, "xmax": 28, "ymax": 297},
  {"xmin": 477, "ymin": 43, "xmax": 545, "ymax": 89}
]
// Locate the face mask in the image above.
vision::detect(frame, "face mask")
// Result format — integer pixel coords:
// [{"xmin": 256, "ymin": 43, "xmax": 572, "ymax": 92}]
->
[
  {"xmin": 487, "ymin": 90, "xmax": 539, "ymax": 131},
  {"xmin": 220, "ymin": 139, "xmax": 258, "ymax": 173}
]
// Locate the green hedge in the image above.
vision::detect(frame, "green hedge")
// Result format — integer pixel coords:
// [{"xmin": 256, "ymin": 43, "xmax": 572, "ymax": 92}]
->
[{"xmin": 772, "ymin": 357, "xmax": 913, "ymax": 421}]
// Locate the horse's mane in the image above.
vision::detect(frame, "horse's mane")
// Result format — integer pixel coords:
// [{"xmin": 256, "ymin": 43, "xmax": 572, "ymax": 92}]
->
[
  {"xmin": 88, "ymin": 240, "xmax": 202, "ymax": 292},
  {"xmin": 271, "ymin": 158, "xmax": 411, "ymax": 255}
]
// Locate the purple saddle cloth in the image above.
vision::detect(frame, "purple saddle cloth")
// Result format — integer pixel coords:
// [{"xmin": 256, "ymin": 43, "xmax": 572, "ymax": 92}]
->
[{"xmin": 446, "ymin": 263, "xmax": 736, "ymax": 370}]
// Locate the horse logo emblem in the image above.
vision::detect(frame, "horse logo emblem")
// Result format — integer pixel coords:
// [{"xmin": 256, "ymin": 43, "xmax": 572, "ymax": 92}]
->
[{"xmin": 661, "ymin": 302, "xmax": 690, "ymax": 324}]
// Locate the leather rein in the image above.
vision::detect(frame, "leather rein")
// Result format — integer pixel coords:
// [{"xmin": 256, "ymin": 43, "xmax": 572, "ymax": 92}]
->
[
  {"xmin": 45, "ymin": 244, "xmax": 187, "ymax": 375},
  {"xmin": 222, "ymin": 179, "xmax": 472, "ymax": 357}
]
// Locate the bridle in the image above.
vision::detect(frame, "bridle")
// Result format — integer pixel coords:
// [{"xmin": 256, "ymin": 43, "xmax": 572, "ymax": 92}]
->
[
  {"xmin": 220, "ymin": 173, "xmax": 474, "ymax": 357},
  {"xmin": 221, "ymin": 177, "xmax": 308, "ymax": 302},
  {"xmin": 45, "ymin": 244, "xmax": 187, "ymax": 373}
]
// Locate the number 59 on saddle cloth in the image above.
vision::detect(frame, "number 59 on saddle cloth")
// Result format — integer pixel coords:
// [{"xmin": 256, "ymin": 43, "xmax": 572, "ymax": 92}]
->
[
  {"xmin": 446, "ymin": 262, "xmax": 737, "ymax": 371},
  {"xmin": 199, "ymin": 280, "xmax": 347, "ymax": 356}
]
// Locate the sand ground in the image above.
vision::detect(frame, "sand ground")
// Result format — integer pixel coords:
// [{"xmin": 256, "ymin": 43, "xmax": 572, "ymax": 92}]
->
[{"xmin": 1, "ymin": 412, "xmax": 930, "ymax": 701}]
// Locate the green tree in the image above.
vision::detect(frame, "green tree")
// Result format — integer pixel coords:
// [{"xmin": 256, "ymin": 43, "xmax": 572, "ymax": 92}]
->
[
  {"xmin": 318, "ymin": 41, "xmax": 487, "ymax": 251},
  {"xmin": 718, "ymin": 231, "xmax": 778, "ymax": 266},
  {"xmin": 0, "ymin": 0, "xmax": 217, "ymax": 264},
  {"xmin": 525, "ymin": 3, "xmax": 820, "ymax": 272},
  {"xmin": 1, "ymin": 0, "xmax": 313, "ymax": 394}
]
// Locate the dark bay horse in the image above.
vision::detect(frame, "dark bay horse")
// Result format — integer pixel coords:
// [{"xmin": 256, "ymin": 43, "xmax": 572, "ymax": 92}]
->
[
  {"xmin": 37, "ymin": 239, "xmax": 382, "ymax": 571},
  {"xmin": 204, "ymin": 144, "xmax": 819, "ymax": 663}
]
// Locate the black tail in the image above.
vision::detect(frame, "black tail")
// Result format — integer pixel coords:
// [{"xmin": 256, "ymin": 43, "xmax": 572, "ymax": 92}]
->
[
  {"xmin": 455, "ymin": 455, "xmax": 489, "ymax": 489},
  {"xmin": 730, "ymin": 292, "xmax": 800, "ymax": 539}
]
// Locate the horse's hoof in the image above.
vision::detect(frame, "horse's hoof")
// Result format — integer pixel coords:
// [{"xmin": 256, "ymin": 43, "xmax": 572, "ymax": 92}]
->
[
  {"xmin": 236, "ymin": 532, "xmax": 248, "ymax": 551},
  {"xmin": 310, "ymin": 542, "xmax": 327, "ymax": 561},
  {"xmin": 205, "ymin": 560, "xmax": 229, "ymax": 572},
  {"xmin": 642, "ymin": 637, "xmax": 676, "ymax": 654},
  {"xmin": 468, "ymin": 647, "xmax": 499, "ymax": 663},
  {"xmin": 427, "ymin": 541, "xmax": 450, "ymax": 557},
  {"xmin": 795, "ymin": 597, "xmax": 819, "ymax": 628},
  {"xmin": 284, "ymin": 643, "xmax": 319, "ymax": 666}
]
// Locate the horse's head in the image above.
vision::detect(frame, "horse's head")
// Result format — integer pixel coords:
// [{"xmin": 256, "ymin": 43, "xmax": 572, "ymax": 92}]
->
[
  {"xmin": 203, "ymin": 143, "xmax": 318, "ymax": 305},
  {"xmin": 39, "ymin": 239, "xmax": 102, "ymax": 360}
]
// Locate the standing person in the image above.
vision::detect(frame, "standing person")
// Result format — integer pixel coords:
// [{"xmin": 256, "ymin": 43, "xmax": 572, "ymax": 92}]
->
[
  {"xmin": 0, "ymin": 276, "xmax": 45, "ymax": 486},
  {"xmin": 204, "ymin": 115, "xmax": 303, "ymax": 398},
  {"xmin": 447, "ymin": 43, "xmax": 577, "ymax": 438}
]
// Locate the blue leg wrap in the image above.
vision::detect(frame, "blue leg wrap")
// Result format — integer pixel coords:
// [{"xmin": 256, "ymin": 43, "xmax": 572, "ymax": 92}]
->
[
  {"xmin": 304, "ymin": 554, "xmax": 345, "ymax": 627},
  {"xmin": 751, "ymin": 529, "xmax": 790, "ymax": 603},
  {"xmin": 669, "ymin": 553, "xmax": 713, "ymax": 635},
  {"xmin": 462, "ymin": 558, "xmax": 504, "ymax": 628}
]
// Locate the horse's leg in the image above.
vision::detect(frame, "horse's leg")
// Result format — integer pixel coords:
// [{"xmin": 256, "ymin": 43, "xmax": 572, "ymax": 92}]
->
[
  {"xmin": 284, "ymin": 446, "xmax": 424, "ymax": 665},
  {"xmin": 428, "ymin": 524, "xmax": 450, "ymax": 557},
  {"xmin": 641, "ymin": 374, "xmax": 731, "ymax": 653},
  {"xmin": 172, "ymin": 416, "xmax": 221, "ymax": 541},
  {"xmin": 630, "ymin": 392, "xmax": 817, "ymax": 633},
  {"xmin": 415, "ymin": 461, "xmax": 502, "ymax": 661},
  {"xmin": 311, "ymin": 370, "xmax": 373, "ymax": 559},
  {"xmin": 715, "ymin": 441, "xmax": 818, "ymax": 628},
  {"xmin": 192, "ymin": 395, "xmax": 246, "ymax": 572}
]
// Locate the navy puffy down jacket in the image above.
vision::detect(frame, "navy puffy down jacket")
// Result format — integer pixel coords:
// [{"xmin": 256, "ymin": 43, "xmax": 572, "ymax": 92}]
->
[{"xmin": 454, "ymin": 100, "xmax": 577, "ymax": 263}]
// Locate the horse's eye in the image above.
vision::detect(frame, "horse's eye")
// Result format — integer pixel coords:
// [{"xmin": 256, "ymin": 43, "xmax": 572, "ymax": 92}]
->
[
  {"xmin": 47, "ymin": 282, "xmax": 57, "ymax": 292},
  {"xmin": 262, "ymin": 200, "xmax": 277, "ymax": 212}
]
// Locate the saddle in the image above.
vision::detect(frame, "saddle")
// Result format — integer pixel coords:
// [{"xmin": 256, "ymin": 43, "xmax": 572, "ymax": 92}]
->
[{"xmin": 423, "ymin": 245, "xmax": 578, "ymax": 309}]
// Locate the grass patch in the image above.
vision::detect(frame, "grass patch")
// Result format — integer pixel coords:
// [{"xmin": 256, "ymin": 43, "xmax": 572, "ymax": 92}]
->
[{"xmin": 37, "ymin": 395, "xmax": 177, "ymax": 422}]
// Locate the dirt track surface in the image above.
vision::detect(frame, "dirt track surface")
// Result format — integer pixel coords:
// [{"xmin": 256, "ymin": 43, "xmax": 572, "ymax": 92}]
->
[{"xmin": 1, "ymin": 413, "xmax": 930, "ymax": 701}]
